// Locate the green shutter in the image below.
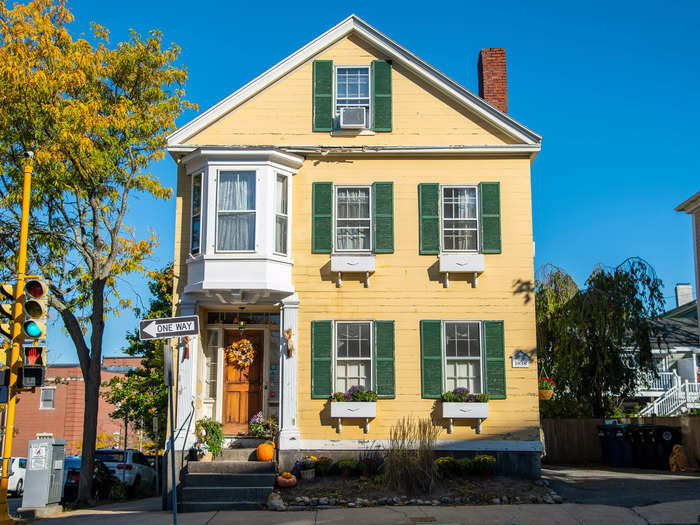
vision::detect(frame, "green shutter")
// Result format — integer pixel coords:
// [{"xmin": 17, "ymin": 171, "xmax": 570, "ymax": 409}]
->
[
  {"xmin": 372, "ymin": 60, "xmax": 392, "ymax": 132},
  {"xmin": 313, "ymin": 60, "xmax": 333, "ymax": 132},
  {"xmin": 374, "ymin": 321, "xmax": 395, "ymax": 398},
  {"xmin": 480, "ymin": 182, "xmax": 501, "ymax": 254},
  {"xmin": 311, "ymin": 320, "xmax": 333, "ymax": 398},
  {"xmin": 483, "ymin": 321, "xmax": 506, "ymax": 399},
  {"xmin": 312, "ymin": 182, "xmax": 333, "ymax": 253},
  {"xmin": 419, "ymin": 184, "xmax": 440, "ymax": 255},
  {"xmin": 373, "ymin": 182, "xmax": 394, "ymax": 253},
  {"xmin": 420, "ymin": 320, "xmax": 443, "ymax": 398}
]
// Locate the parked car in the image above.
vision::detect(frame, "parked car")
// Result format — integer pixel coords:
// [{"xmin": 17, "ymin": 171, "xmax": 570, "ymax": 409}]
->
[
  {"xmin": 62, "ymin": 456, "xmax": 120, "ymax": 503},
  {"xmin": 1, "ymin": 457, "xmax": 27, "ymax": 496},
  {"xmin": 94, "ymin": 449, "xmax": 155, "ymax": 490}
]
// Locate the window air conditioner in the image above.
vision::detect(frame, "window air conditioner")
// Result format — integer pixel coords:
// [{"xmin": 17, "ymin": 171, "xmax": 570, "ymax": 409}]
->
[{"xmin": 339, "ymin": 107, "xmax": 367, "ymax": 129}]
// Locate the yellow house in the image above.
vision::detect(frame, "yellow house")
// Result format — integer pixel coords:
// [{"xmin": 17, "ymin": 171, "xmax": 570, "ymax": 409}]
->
[{"xmin": 167, "ymin": 15, "xmax": 542, "ymax": 506}]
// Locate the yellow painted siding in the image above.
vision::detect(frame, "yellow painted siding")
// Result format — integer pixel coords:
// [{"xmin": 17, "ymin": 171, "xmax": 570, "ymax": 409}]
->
[
  {"xmin": 187, "ymin": 36, "xmax": 515, "ymax": 147},
  {"xmin": 293, "ymin": 156, "xmax": 539, "ymax": 442}
]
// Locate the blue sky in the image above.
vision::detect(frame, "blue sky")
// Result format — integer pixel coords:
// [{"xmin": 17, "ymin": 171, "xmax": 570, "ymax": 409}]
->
[{"xmin": 45, "ymin": 0, "xmax": 700, "ymax": 362}]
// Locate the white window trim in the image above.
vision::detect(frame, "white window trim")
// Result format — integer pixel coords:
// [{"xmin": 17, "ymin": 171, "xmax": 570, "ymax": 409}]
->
[
  {"xmin": 273, "ymin": 173, "xmax": 289, "ymax": 256},
  {"xmin": 333, "ymin": 64, "xmax": 372, "ymax": 130},
  {"xmin": 39, "ymin": 387, "xmax": 55, "ymax": 410},
  {"xmin": 215, "ymin": 169, "xmax": 257, "ymax": 253},
  {"xmin": 333, "ymin": 185, "xmax": 373, "ymax": 253},
  {"xmin": 190, "ymin": 172, "xmax": 203, "ymax": 256},
  {"xmin": 441, "ymin": 320, "xmax": 485, "ymax": 394},
  {"xmin": 439, "ymin": 185, "xmax": 480, "ymax": 254},
  {"xmin": 332, "ymin": 320, "xmax": 374, "ymax": 393}
]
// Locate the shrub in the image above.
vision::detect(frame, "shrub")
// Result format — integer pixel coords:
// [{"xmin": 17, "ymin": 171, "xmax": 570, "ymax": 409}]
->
[
  {"xmin": 195, "ymin": 417, "xmax": 224, "ymax": 457},
  {"xmin": 434, "ymin": 456, "xmax": 457, "ymax": 477},
  {"xmin": 316, "ymin": 456, "xmax": 333, "ymax": 475},
  {"xmin": 470, "ymin": 455, "xmax": 496, "ymax": 475},
  {"xmin": 456, "ymin": 457, "xmax": 473, "ymax": 475},
  {"xmin": 336, "ymin": 458, "xmax": 357, "ymax": 473},
  {"xmin": 384, "ymin": 416, "xmax": 440, "ymax": 495}
]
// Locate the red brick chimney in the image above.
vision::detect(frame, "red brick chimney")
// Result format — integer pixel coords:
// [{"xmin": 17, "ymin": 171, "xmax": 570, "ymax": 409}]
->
[{"xmin": 478, "ymin": 48, "xmax": 508, "ymax": 113}]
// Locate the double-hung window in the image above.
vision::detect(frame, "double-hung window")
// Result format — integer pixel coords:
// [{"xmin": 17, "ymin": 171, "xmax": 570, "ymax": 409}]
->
[
  {"xmin": 441, "ymin": 186, "xmax": 479, "ymax": 251},
  {"xmin": 40, "ymin": 387, "xmax": 55, "ymax": 409},
  {"xmin": 443, "ymin": 321, "xmax": 483, "ymax": 393},
  {"xmin": 335, "ymin": 186, "xmax": 372, "ymax": 251},
  {"xmin": 335, "ymin": 66, "xmax": 370, "ymax": 127},
  {"xmin": 275, "ymin": 174, "xmax": 288, "ymax": 255},
  {"xmin": 217, "ymin": 171, "xmax": 256, "ymax": 251},
  {"xmin": 190, "ymin": 173, "xmax": 202, "ymax": 255},
  {"xmin": 334, "ymin": 321, "xmax": 373, "ymax": 392}
]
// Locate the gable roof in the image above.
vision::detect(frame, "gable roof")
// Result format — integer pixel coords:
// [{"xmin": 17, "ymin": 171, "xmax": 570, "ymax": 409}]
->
[
  {"xmin": 676, "ymin": 191, "xmax": 700, "ymax": 213},
  {"xmin": 167, "ymin": 15, "xmax": 542, "ymax": 148},
  {"xmin": 661, "ymin": 299, "xmax": 698, "ymax": 320}
]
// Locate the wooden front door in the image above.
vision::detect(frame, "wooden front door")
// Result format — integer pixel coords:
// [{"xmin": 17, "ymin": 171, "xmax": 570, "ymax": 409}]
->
[{"xmin": 223, "ymin": 329, "xmax": 264, "ymax": 435}]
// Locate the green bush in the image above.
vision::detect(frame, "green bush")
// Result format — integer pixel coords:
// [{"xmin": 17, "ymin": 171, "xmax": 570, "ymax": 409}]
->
[
  {"xmin": 455, "ymin": 457, "xmax": 473, "ymax": 475},
  {"xmin": 336, "ymin": 458, "xmax": 357, "ymax": 472},
  {"xmin": 195, "ymin": 417, "xmax": 225, "ymax": 457},
  {"xmin": 434, "ymin": 456, "xmax": 457, "ymax": 477},
  {"xmin": 470, "ymin": 455, "xmax": 496, "ymax": 475}
]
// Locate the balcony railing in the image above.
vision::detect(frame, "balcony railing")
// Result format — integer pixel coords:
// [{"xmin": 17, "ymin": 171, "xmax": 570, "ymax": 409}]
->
[{"xmin": 636, "ymin": 371, "xmax": 680, "ymax": 395}]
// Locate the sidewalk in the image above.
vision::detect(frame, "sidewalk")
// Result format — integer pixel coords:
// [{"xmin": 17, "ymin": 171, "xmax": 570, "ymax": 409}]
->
[{"xmin": 40, "ymin": 498, "xmax": 700, "ymax": 525}]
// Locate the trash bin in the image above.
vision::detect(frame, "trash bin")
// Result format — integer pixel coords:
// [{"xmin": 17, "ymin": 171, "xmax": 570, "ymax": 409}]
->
[
  {"xmin": 628, "ymin": 425, "xmax": 657, "ymax": 469},
  {"xmin": 597, "ymin": 424, "xmax": 634, "ymax": 467},
  {"xmin": 650, "ymin": 425, "xmax": 682, "ymax": 470}
]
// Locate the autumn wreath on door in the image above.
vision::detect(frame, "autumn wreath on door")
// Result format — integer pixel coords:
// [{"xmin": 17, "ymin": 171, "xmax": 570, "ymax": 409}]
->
[{"xmin": 225, "ymin": 339, "xmax": 256, "ymax": 368}]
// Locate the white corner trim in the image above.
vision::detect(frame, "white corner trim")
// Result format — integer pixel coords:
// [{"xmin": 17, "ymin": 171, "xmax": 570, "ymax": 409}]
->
[
  {"xmin": 292, "ymin": 439, "xmax": 542, "ymax": 452},
  {"xmin": 166, "ymin": 15, "xmax": 541, "ymax": 147}
]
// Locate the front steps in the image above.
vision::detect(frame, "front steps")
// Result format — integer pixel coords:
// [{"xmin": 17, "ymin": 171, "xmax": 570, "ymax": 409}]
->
[{"xmin": 180, "ymin": 449, "xmax": 276, "ymax": 512}]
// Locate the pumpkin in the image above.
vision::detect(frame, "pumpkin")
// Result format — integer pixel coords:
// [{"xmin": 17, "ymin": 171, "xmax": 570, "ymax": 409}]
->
[{"xmin": 257, "ymin": 442, "xmax": 275, "ymax": 462}]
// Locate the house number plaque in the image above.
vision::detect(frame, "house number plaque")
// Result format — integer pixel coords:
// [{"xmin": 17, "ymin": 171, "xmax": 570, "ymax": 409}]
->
[{"xmin": 511, "ymin": 350, "xmax": 530, "ymax": 368}]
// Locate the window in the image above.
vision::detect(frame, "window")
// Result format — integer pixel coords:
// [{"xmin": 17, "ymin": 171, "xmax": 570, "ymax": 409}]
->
[
  {"xmin": 443, "ymin": 321, "xmax": 483, "ymax": 393},
  {"xmin": 334, "ymin": 321, "xmax": 372, "ymax": 392},
  {"xmin": 335, "ymin": 66, "xmax": 370, "ymax": 126},
  {"xmin": 216, "ymin": 171, "xmax": 256, "ymax": 251},
  {"xmin": 274, "ymin": 174, "xmax": 288, "ymax": 255},
  {"xmin": 335, "ymin": 186, "xmax": 372, "ymax": 251},
  {"xmin": 204, "ymin": 329, "xmax": 219, "ymax": 400},
  {"xmin": 191, "ymin": 173, "xmax": 202, "ymax": 255},
  {"xmin": 441, "ymin": 186, "xmax": 479, "ymax": 251},
  {"xmin": 39, "ymin": 388, "xmax": 55, "ymax": 409}
]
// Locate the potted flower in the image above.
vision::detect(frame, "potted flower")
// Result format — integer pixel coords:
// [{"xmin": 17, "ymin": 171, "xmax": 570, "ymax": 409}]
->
[
  {"xmin": 316, "ymin": 456, "xmax": 333, "ymax": 476},
  {"xmin": 188, "ymin": 441, "xmax": 209, "ymax": 461},
  {"xmin": 441, "ymin": 389, "xmax": 489, "ymax": 434},
  {"xmin": 337, "ymin": 458, "xmax": 357, "ymax": 478},
  {"xmin": 276, "ymin": 471, "xmax": 297, "ymax": 488},
  {"xmin": 329, "ymin": 386, "xmax": 378, "ymax": 433},
  {"xmin": 538, "ymin": 377, "xmax": 556, "ymax": 400},
  {"xmin": 194, "ymin": 417, "xmax": 224, "ymax": 460},
  {"xmin": 299, "ymin": 455, "xmax": 317, "ymax": 480}
]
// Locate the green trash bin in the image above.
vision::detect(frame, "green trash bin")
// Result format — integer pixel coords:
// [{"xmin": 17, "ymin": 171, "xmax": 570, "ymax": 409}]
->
[{"xmin": 597, "ymin": 424, "xmax": 634, "ymax": 467}]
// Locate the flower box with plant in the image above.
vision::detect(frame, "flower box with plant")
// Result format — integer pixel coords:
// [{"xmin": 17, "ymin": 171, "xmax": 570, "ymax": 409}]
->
[
  {"xmin": 538, "ymin": 377, "xmax": 556, "ymax": 400},
  {"xmin": 194, "ymin": 417, "xmax": 224, "ymax": 460},
  {"xmin": 440, "ymin": 389, "xmax": 489, "ymax": 434},
  {"xmin": 330, "ymin": 386, "xmax": 377, "ymax": 432}
]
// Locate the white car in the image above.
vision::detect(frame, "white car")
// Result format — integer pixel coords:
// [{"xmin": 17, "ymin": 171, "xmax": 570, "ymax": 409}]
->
[
  {"xmin": 94, "ymin": 449, "xmax": 155, "ymax": 489},
  {"xmin": 2, "ymin": 457, "xmax": 27, "ymax": 495}
]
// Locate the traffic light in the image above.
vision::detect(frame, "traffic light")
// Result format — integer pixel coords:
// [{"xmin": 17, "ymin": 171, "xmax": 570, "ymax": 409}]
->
[
  {"xmin": 21, "ymin": 278, "xmax": 47, "ymax": 340},
  {"xmin": 18, "ymin": 366, "xmax": 44, "ymax": 388},
  {"xmin": 0, "ymin": 283, "xmax": 16, "ymax": 340},
  {"xmin": 23, "ymin": 345, "xmax": 46, "ymax": 367}
]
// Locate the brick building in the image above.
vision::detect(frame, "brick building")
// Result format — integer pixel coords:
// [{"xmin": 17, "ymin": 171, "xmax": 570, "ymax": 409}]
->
[{"xmin": 10, "ymin": 356, "xmax": 143, "ymax": 456}]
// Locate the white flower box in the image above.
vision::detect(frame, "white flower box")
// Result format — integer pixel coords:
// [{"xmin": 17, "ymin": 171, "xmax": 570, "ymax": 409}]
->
[
  {"xmin": 442, "ymin": 402, "xmax": 489, "ymax": 434},
  {"xmin": 330, "ymin": 402, "xmax": 376, "ymax": 433},
  {"xmin": 442, "ymin": 402, "xmax": 489, "ymax": 419}
]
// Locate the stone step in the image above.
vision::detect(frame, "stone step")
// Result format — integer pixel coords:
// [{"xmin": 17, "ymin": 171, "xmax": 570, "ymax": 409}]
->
[
  {"xmin": 187, "ymin": 460, "xmax": 275, "ymax": 474},
  {"xmin": 181, "ymin": 486, "xmax": 272, "ymax": 503},
  {"xmin": 182, "ymin": 472, "xmax": 276, "ymax": 488},
  {"xmin": 180, "ymin": 501, "xmax": 265, "ymax": 512},
  {"xmin": 219, "ymin": 448, "xmax": 257, "ymax": 461}
]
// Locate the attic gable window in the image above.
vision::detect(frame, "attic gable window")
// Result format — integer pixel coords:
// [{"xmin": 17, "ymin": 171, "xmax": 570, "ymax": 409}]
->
[{"xmin": 335, "ymin": 66, "xmax": 370, "ymax": 128}]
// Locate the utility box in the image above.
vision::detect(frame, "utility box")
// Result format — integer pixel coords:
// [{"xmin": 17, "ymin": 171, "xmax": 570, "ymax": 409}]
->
[{"xmin": 21, "ymin": 438, "xmax": 66, "ymax": 508}]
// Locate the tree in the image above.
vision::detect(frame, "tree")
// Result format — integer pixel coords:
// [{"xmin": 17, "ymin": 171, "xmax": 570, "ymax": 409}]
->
[
  {"xmin": 536, "ymin": 258, "xmax": 666, "ymax": 417},
  {"xmin": 0, "ymin": 0, "xmax": 193, "ymax": 502},
  {"xmin": 102, "ymin": 264, "xmax": 172, "ymax": 449}
]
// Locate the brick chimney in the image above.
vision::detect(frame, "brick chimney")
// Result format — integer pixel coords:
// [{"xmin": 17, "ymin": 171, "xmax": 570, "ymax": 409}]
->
[{"xmin": 478, "ymin": 48, "xmax": 508, "ymax": 113}]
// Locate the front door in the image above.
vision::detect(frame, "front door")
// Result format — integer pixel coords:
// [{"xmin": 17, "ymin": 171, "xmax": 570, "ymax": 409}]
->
[{"xmin": 223, "ymin": 329, "xmax": 264, "ymax": 435}]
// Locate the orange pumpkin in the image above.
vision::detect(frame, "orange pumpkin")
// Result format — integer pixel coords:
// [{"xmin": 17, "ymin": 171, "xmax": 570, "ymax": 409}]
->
[{"xmin": 257, "ymin": 442, "xmax": 275, "ymax": 462}]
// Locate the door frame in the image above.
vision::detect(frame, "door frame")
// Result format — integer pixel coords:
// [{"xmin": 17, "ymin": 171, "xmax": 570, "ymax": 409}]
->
[{"xmin": 209, "ymin": 324, "xmax": 272, "ymax": 426}]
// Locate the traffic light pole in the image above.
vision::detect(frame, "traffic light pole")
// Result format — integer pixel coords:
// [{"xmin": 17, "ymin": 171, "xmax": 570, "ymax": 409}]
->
[{"xmin": 0, "ymin": 152, "xmax": 34, "ymax": 525}]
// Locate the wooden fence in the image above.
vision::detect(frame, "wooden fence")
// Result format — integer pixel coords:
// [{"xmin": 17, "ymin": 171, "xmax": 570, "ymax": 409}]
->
[{"xmin": 542, "ymin": 416, "xmax": 700, "ymax": 466}]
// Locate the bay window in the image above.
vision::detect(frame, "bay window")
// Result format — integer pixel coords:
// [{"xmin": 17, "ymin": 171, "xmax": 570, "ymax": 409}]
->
[
  {"xmin": 217, "ymin": 171, "xmax": 256, "ymax": 251},
  {"xmin": 191, "ymin": 173, "xmax": 202, "ymax": 255}
]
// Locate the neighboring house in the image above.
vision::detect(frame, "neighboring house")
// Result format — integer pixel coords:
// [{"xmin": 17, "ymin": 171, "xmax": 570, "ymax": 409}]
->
[
  {"xmin": 676, "ymin": 191, "xmax": 700, "ymax": 325},
  {"xmin": 10, "ymin": 357, "xmax": 142, "ymax": 456},
  {"xmin": 167, "ymin": 15, "xmax": 542, "ymax": 478}
]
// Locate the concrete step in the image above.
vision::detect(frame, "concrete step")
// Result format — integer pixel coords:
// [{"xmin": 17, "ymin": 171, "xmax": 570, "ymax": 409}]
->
[
  {"xmin": 219, "ymin": 448, "xmax": 257, "ymax": 461},
  {"xmin": 180, "ymin": 501, "xmax": 265, "ymax": 512},
  {"xmin": 187, "ymin": 460, "xmax": 275, "ymax": 474},
  {"xmin": 181, "ymin": 486, "xmax": 272, "ymax": 503},
  {"xmin": 182, "ymin": 472, "xmax": 276, "ymax": 487}
]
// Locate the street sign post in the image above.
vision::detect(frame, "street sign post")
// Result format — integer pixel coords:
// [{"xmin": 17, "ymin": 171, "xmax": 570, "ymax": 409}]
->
[{"xmin": 139, "ymin": 315, "xmax": 199, "ymax": 341}]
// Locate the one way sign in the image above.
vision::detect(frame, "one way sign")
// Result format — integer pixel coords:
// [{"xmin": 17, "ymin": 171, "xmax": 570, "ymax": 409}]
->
[{"xmin": 139, "ymin": 315, "xmax": 200, "ymax": 341}]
